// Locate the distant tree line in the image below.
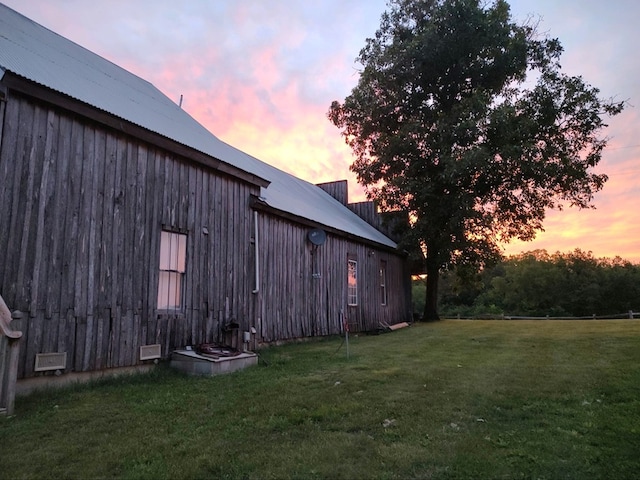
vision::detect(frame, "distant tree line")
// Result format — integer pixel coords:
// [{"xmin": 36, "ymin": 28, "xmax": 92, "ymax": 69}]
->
[{"xmin": 412, "ymin": 250, "xmax": 640, "ymax": 318}]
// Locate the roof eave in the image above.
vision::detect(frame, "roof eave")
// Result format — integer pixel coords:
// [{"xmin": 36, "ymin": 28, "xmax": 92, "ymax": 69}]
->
[
  {"xmin": 0, "ymin": 71, "xmax": 270, "ymax": 189},
  {"xmin": 250, "ymin": 195, "xmax": 402, "ymax": 254}
]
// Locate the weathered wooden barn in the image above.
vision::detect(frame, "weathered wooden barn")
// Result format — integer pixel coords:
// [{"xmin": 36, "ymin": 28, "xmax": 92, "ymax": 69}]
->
[{"xmin": 0, "ymin": 4, "xmax": 411, "ymax": 394}]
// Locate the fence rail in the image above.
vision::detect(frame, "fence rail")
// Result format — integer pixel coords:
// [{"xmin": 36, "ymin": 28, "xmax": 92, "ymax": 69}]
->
[{"xmin": 454, "ymin": 311, "xmax": 639, "ymax": 321}]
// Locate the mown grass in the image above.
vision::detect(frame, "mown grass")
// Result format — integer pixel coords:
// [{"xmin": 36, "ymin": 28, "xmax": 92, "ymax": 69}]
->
[{"xmin": 1, "ymin": 320, "xmax": 640, "ymax": 479}]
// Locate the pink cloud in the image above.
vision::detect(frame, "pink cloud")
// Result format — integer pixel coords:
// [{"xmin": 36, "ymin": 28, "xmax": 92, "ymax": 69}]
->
[{"xmin": 6, "ymin": 0, "xmax": 639, "ymax": 262}]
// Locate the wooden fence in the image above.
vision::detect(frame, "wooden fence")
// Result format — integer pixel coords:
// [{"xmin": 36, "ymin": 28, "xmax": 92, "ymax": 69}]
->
[{"xmin": 453, "ymin": 311, "xmax": 639, "ymax": 320}]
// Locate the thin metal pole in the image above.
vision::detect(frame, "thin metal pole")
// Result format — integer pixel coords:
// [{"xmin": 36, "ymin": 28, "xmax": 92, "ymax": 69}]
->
[{"xmin": 346, "ymin": 329, "xmax": 349, "ymax": 359}]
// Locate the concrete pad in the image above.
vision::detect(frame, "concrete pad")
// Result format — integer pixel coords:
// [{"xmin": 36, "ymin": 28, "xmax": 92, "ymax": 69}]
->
[{"xmin": 170, "ymin": 350, "xmax": 258, "ymax": 376}]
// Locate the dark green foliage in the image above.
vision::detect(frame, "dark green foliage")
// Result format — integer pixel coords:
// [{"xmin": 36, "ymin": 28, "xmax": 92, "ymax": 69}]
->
[
  {"xmin": 431, "ymin": 249, "xmax": 640, "ymax": 317},
  {"xmin": 329, "ymin": 0, "xmax": 624, "ymax": 320}
]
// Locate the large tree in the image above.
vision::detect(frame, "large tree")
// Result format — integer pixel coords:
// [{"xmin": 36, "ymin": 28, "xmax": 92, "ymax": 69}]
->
[{"xmin": 328, "ymin": 0, "xmax": 624, "ymax": 320}]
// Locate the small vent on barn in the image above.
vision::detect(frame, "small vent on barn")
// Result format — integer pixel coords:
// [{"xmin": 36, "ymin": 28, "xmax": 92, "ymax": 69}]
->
[
  {"xmin": 34, "ymin": 352, "xmax": 67, "ymax": 372},
  {"xmin": 140, "ymin": 344, "xmax": 162, "ymax": 361}
]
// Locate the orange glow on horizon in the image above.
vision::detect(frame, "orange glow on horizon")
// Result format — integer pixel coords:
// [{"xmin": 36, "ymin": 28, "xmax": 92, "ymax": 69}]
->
[{"xmin": 185, "ymin": 90, "xmax": 640, "ymax": 263}]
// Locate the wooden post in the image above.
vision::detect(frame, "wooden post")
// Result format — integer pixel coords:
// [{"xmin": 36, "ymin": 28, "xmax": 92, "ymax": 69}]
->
[
  {"xmin": 5, "ymin": 326, "xmax": 21, "ymax": 416},
  {"xmin": 0, "ymin": 295, "xmax": 22, "ymax": 416}
]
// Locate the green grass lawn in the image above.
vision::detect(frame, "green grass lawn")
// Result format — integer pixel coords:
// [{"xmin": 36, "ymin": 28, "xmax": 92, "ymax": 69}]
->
[{"xmin": 2, "ymin": 320, "xmax": 640, "ymax": 479}]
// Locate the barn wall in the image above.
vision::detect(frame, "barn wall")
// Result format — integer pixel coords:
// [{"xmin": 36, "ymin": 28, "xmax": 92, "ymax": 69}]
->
[
  {"xmin": 253, "ymin": 213, "xmax": 411, "ymax": 343},
  {"xmin": 0, "ymin": 92, "xmax": 259, "ymax": 378},
  {"xmin": 0, "ymin": 89, "xmax": 412, "ymax": 381}
]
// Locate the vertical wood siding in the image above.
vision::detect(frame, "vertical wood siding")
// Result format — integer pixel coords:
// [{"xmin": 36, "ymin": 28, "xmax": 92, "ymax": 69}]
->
[
  {"xmin": 254, "ymin": 213, "xmax": 411, "ymax": 343},
  {"xmin": 0, "ymin": 93, "xmax": 258, "ymax": 378},
  {"xmin": 316, "ymin": 180, "xmax": 348, "ymax": 205},
  {"xmin": 0, "ymin": 91, "xmax": 412, "ymax": 380}
]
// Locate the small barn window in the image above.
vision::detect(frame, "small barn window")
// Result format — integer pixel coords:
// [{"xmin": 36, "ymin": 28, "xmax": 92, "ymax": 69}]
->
[
  {"xmin": 380, "ymin": 260, "xmax": 387, "ymax": 306},
  {"xmin": 158, "ymin": 230, "xmax": 187, "ymax": 311},
  {"xmin": 347, "ymin": 259, "xmax": 358, "ymax": 306}
]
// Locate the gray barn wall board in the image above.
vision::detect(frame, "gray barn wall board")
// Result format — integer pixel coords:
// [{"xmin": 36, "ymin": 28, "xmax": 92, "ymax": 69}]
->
[{"xmin": 0, "ymin": 91, "xmax": 260, "ymax": 378}]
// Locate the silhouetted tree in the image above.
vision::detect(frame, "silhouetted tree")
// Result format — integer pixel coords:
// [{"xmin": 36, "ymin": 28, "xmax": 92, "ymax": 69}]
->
[{"xmin": 329, "ymin": 0, "xmax": 624, "ymax": 320}]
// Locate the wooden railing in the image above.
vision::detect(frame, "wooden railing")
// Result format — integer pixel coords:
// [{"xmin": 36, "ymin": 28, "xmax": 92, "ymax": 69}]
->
[{"xmin": 0, "ymin": 293, "xmax": 22, "ymax": 416}]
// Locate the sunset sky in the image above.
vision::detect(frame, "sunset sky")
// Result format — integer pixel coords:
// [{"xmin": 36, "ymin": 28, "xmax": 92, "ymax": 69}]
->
[{"xmin": 6, "ymin": 0, "xmax": 639, "ymax": 262}]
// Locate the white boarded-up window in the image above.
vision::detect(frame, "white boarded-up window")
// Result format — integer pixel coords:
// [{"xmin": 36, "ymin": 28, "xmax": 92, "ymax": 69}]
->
[
  {"xmin": 348, "ymin": 259, "xmax": 358, "ymax": 306},
  {"xmin": 158, "ymin": 230, "xmax": 187, "ymax": 310}
]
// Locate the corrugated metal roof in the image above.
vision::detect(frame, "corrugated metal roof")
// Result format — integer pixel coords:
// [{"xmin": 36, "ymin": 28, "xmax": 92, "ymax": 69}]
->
[{"xmin": 0, "ymin": 3, "xmax": 396, "ymax": 249}]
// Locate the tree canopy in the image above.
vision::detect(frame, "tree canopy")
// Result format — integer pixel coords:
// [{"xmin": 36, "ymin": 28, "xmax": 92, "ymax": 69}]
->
[{"xmin": 328, "ymin": 0, "xmax": 624, "ymax": 320}]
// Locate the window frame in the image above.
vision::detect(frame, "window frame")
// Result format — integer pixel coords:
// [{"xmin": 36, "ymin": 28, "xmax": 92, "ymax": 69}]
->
[
  {"xmin": 380, "ymin": 260, "xmax": 388, "ymax": 306},
  {"xmin": 347, "ymin": 259, "xmax": 358, "ymax": 306},
  {"xmin": 157, "ymin": 229, "xmax": 187, "ymax": 312}
]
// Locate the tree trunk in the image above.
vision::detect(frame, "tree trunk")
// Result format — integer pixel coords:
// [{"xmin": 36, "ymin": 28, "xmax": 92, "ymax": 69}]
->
[{"xmin": 423, "ymin": 258, "xmax": 440, "ymax": 321}]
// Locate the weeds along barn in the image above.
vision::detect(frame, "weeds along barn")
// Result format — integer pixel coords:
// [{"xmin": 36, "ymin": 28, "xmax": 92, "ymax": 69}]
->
[{"xmin": 0, "ymin": 4, "xmax": 412, "ymax": 382}]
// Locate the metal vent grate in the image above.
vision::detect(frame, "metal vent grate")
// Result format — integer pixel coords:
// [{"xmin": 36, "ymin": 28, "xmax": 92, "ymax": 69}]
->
[
  {"xmin": 34, "ymin": 352, "xmax": 67, "ymax": 372},
  {"xmin": 140, "ymin": 344, "xmax": 162, "ymax": 360}
]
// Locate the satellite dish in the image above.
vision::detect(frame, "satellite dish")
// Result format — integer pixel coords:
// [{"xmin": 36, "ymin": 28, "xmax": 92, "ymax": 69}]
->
[{"xmin": 307, "ymin": 228, "xmax": 327, "ymax": 246}]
